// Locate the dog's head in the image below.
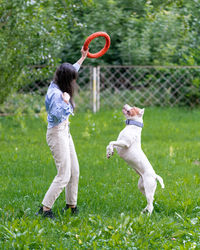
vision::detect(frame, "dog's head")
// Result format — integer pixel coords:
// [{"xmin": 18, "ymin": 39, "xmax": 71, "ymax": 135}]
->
[{"xmin": 122, "ymin": 104, "xmax": 145, "ymax": 121}]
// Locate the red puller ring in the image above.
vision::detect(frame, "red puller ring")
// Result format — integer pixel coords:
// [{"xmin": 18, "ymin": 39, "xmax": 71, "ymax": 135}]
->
[{"xmin": 83, "ymin": 32, "xmax": 111, "ymax": 58}]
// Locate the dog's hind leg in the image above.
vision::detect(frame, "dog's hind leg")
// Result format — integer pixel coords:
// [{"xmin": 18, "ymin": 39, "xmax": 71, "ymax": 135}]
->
[
  {"xmin": 138, "ymin": 176, "xmax": 145, "ymax": 196},
  {"xmin": 142, "ymin": 175, "xmax": 157, "ymax": 214}
]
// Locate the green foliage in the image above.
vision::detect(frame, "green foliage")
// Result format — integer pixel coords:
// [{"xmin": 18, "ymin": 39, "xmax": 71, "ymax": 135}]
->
[
  {"xmin": 1, "ymin": 0, "xmax": 200, "ymax": 105},
  {"xmin": 0, "ymin": 0, "xmax": 91, "ymax": 103},
  {"xmin": 0, "ymin": 92, "xmax": 45, "ymax": 115},
  {"xmin": 119, "ymin": 9, "xmax": 188, "ymax": 65},
  {"xmin": 62, "ymin": 0, "xmax": 200, "ymax": 67},
  {"xmin": 0, "ymin": 108, "xmax": 200, "ymax": 248}
]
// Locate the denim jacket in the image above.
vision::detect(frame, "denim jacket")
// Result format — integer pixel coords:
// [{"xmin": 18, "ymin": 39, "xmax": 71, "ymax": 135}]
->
[{"xmin": 45, "ymin": 63, "xmax": 80, "ymax": 128}]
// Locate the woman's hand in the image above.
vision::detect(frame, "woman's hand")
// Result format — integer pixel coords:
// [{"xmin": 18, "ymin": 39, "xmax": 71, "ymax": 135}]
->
[
  {"xmin": 81, "ymin": 46, "xmax": 89, "ymax": 60},
  {"xmin": 62, "ymin": 92, "xmax": 70, "ymax": 104},
  {"xmin": 76, "ymin": 47, "xmax": 89, "ymax": 66}
]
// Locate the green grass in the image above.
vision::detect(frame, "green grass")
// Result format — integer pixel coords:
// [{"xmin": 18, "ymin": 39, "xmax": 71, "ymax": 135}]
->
[{"xmin": 0, "ymin": 107, "xmax": 200, "ymax": 249}]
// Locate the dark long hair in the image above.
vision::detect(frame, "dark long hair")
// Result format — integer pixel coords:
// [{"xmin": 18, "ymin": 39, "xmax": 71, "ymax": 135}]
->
[{"xmin": 53, "ymin": 63, "xmax": 78, "ymax": 108}]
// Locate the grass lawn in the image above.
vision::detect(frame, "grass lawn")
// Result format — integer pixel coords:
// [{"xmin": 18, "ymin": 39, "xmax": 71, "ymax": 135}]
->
[{"xmin": 0, "ymin": 107, "xmax": 200, "ymax": 249}]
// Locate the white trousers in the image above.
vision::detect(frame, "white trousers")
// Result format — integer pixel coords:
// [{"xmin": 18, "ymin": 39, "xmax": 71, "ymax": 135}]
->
[{"xmin": 42, "ymin": 120, "xmax": 79, "ymax": 209}]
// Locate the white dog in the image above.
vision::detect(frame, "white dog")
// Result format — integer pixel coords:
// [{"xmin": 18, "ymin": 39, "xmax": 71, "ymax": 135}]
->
[{"xmin": 106, "ymin": 104, "xmax": 164, "ymax": 214}]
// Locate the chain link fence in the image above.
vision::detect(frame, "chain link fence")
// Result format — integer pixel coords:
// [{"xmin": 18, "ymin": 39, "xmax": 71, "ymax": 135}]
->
[
  {"xmin": 77, "ymin": 65, "xmax": 200, "ymax": 111},
  {"xmin": 18, "ymin": 65, "xmax": 200, "ymax": 112}
]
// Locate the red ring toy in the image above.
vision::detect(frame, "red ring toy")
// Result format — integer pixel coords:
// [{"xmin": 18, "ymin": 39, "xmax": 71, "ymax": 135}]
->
[{"xmin": 83, "ymin": 32, "xmax": 111, "ymax": 58}]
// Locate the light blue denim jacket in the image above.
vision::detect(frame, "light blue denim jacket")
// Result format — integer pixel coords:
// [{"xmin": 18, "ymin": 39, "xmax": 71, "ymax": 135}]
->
[{"xmin": 45, "ymin": 63, "xmax": 80, "ymax": 128}]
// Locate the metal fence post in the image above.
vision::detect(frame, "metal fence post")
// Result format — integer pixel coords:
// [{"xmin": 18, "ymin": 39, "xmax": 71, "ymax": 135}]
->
[
  {"xmin": 92, "ymin": 67, "xmax": 97, "ymax": 113},
  {"xmin": 96, "ymin": 66, "xmax": 100, "ymax": 111}
]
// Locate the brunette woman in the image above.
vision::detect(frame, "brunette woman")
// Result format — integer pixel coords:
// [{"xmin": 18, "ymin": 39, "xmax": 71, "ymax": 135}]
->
[{"xmin": 36, "ymin": 47, "xmax": 88, "ymax": 218}]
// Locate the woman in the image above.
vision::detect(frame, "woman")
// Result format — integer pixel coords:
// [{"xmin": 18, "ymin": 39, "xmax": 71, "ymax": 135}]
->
[{"xmin": 36, "ymin": 47, "xmax": 88, "ymax": 219}]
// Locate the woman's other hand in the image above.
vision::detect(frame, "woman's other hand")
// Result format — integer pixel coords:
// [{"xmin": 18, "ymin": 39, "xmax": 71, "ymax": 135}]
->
[{"xmin": 62, "ymin": 92, "xmax": 70, "ymax": 104}]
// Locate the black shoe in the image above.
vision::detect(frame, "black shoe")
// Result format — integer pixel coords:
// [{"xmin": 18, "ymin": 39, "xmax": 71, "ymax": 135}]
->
[
  {"xmin": 43, "ymin": 209, "xmax": 55, "ymax": 219},
  {"xmin": 36, "ymin": 206, "xmax": 55, "ymax": 219},
  {"xmin": 62, "ymin": 204, "xmax": 69, "ymax": 214},
  {"xmin": 63, "ymin": 204, "xmax": 70, "ymax": 211},
  {"xmin": 35, "ymin": 206, "xmax": 43, "ymax": 216},
  {"xmin": 71, "ymin": 206, "xmax": 79, "ymax": 215},
  {"xmin": 62, "ymin": 204, "xmax": 79, "ymax": 215}
]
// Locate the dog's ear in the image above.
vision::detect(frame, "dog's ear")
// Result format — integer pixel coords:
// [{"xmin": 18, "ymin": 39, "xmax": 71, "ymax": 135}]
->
[{"xmin": 138, "ymin": 108, "xmax": 145, "ymax": 116}]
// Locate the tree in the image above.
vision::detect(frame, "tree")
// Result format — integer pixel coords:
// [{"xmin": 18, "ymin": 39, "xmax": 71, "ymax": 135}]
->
[
  {"xmin": 61, "ymin": 0, "xmax": 200, "ymax": 66},
  {"xmin": 1, "ymin": 0, "xmax": 199, "ymax": 104},
  {"xmin": 0, "ymin": 0, "xmax": 91, "ymax": 103}
]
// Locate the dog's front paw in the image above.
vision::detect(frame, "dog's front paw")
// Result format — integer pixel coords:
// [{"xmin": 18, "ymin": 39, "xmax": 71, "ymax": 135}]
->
[{"xmin": 106, "ymin": 144, "xmax": 114, "ymax": 159}]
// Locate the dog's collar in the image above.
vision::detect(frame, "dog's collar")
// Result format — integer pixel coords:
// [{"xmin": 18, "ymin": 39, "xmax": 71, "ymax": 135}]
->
[{"xmin": 125, "ymin": 119, "xmax": 143, "ymax": 128}]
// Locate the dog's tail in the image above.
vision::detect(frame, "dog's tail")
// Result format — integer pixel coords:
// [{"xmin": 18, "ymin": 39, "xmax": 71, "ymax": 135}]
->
[{"xmin": 156, "ymin": 174, "xmax": 165, "ymax": 188}]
